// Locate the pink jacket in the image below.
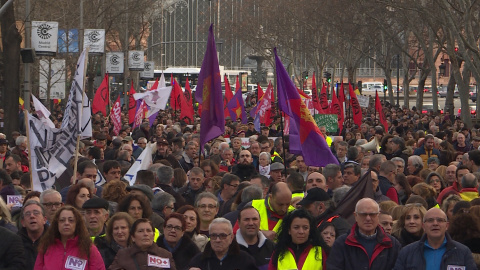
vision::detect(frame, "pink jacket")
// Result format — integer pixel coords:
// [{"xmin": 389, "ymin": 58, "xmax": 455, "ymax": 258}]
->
[{"xmin": 34, "ymin": 236, "xmax": 105, "ymax": 270}]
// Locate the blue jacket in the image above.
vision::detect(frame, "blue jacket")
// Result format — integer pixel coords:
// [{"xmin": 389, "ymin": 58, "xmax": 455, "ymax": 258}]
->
[
  {"xmin": 393, "ymin": 233, "xmax": 477, "ymax": 270},
  {"xmin": 326, "ymin": 223, "xmax": 401, "ymax": 270}
]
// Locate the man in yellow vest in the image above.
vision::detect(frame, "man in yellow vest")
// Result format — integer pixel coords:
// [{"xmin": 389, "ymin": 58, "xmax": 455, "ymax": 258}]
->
[{"xmin": 246, "ymin": 182, "xmax": 294, "ymax": 241}]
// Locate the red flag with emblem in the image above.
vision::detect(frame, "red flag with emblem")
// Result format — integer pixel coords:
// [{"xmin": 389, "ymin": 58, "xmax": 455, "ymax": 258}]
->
[
  {"xmin": 92, "ymin": 74, "xmax": 109, "ymax": 116},
  {"xmin": 180, "ymin": 78, "xmax": 194, "ymax": 123},
  {"xmin": 223, "ymin": 75, "xmax": 234, "ymax": 119},
  {"xmin": 320, "ymin": 82, "xmax": 330, "ymax": 113},
  {"xmin": 330, "ymin": 88, "xmax": 344, "ymax": 134},
  {"xmin": 128, "ymin": 83, "xmax": 136, "ymax": 124},
  {"xmin": 311, "ymin": 72, "xmax": 323, "ymax": 113},
  {"xmin": 349, "ymin": 82, "xmax": 363, "ymax": 126},
  {"xmin": 375, "ymin": 91, "xmax": 388, "ymax": 132},
  {"xmin": 169, "ymin": 74, "xmax": 182, "ymax": 110}
]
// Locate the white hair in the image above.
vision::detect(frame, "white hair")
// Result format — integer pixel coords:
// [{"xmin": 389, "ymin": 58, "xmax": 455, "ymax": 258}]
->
[
  {"xmin": 354, "ymin": 198, "xmax": 379, "ymax": 213},
  {"xmin": 209, "ymin": 217, "xmax": 233, "ymax": 233}
]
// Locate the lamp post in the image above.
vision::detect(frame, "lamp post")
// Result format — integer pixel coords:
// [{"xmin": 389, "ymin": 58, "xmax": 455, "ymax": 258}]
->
[{"xmin": 396, "ymin": 54, "xmax": 400, "ymax": 107}]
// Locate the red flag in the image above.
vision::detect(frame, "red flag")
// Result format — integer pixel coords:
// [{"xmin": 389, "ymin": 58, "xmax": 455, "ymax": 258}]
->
[
  {"xmin": 223, "ymin": 76, "xmax": 234, "ymax": 119},
  {"xmin": 320, "ymin": 82, "xmax": 329, "ymax": 113},
  {"xmin": 311, "ymin": 72, "xmax": 323, "ymax": 113},
  {"xmin": 92, "ymin": 74, "xmax": 109, "ymax": 116},
  {"xmin": 149, "ymin": 78, "xmax": 159, "ymax": 91},
  {"xmin": 257, "ymin": 83, "xmax": 264, "ymax": 100},
  {"xmin": 180, "ymin": 78, "xmax": 194, "ymax": 123},
  {"xmin": 349, "ymin": 83, "xmax": 363, "ymax": 126},
  {"xmin": 330, "ymin": 88, "xmax": 344, "ymax": 134},
  {"xmin": 133, "ymin": 100, "xmax": 147, "ymax": 129},
  {"xmin": 110, "ymin": 96, "xmax": 122, "ymax": 135},
  {"xmin": 339, "ymin": 82, "xmax": 346, "ymax": 104},
  {"xmin": 375, "ymin": 91, "xmax": 388, "ymax": 132},
  {"xmin": 170, "ymin": 74, "xmax": 181, "ymax": 110},
  {"xmin": 297, "ymin": 87, "xmax": 311, "ymax": 99},
  {"xmin": 128, "ymin": 83, "xmax": 136, "ymax": 124}
]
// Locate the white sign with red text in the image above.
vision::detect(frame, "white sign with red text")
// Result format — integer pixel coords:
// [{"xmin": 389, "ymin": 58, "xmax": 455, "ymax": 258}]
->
[{"xmin": 147, "ymin": 254, "xmax": 170, "ymax": 268}]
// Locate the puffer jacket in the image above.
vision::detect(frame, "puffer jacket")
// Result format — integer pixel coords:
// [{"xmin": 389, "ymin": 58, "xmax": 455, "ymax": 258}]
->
[
  {"xmin": 34, "ymin": 236, "xmax": 105, "ymax": 270},
  {"xmin": 393, "ymin": 233, "xmax": 477, "ymax": 270},
  {"xmin": 326, "ymin": 223, "xmax": 401, "ymax": 270},
  {"xmin": 109, "ymin": 243, "xmax": 176, "ymax": 270}
]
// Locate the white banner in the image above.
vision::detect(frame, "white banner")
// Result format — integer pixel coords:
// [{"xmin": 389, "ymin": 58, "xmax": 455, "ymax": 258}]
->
[
  {"xmin": 140, "ymin": 61, "xmax": 154, "ymax": 78},
  {"xmin": 32, "ymin": 21, "xmax": 58, "ymax": 56},
  {"xmin": 30, "ymin": 50, "xmax": 88, "ymax": 192},
  {"xmin": 84, "ymin": 29, "xmax": 105, "ymax": 54},
  {"xmin": 128, "ymin": 51, "xmax": 144, "ymax": 71},
  {"xmin": 134, "ymin": 86, "xmax": 172, "ymax": 110},
  {"xmin": 357, "ymin": 95, "xmax": 370, "ymax": 108},
  {"xmin": 39, "ymin": 59, "xmax": 66, "ymax": 99},
  {"xmin": 106, "ymin": 52, "xmax": 124, "ymax": 74},
  {"xmin": 124, "ymin": 143, "xmax": 153, "ymax": 185}
]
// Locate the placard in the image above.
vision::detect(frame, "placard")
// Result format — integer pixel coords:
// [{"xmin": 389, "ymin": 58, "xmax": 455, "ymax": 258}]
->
[
  {"xmin": 357, "ymin": 95, "xmax": 369, "ymax": 108},
  {"xmin": 39, "ymin": 59, "xmax": 66, "ymax": 99},
  {"xmin": 106, "ymin": 52, "xmax": 124, "ymax": 74},
  {"xmin": 7, "ymin": 195, "xmax": 22, "ymax": 207},
  {"xmin": 128, "ymin": 50, "xmax": 144, "ymax": 71},
  {"xmin": 147, "ymin": 254, "xmax": 170, "ymax": 268},
  {"xmin": 84, "ymin": 29, "xmax": 105, "ymax": 54},
  {"xmin": 32, "ymin": 21, "xmax": 58, "ymax": 56},
  {"xmin": 64, "ymin": 256, "xmax": 86, "ymax": 270},
  {"xmin": 314, "ymin": 114, "xmax": 338, "ymax": 133},
  {"xmin": 140, "ymin": 61, "xmax": 154, "ymax": 79}
]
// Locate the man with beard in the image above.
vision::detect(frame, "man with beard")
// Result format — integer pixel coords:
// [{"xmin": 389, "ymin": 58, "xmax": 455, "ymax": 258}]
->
[
  {"xmin": 152, "ymin": 137, "xmax": 179, "ymax": 168},
  {"xmin": 232, "ymin": 150, "xmax": 257, "ymax": 181}
]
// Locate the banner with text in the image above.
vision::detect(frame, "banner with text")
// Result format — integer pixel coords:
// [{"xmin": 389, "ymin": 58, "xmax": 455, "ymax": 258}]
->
[
  {"xmin": 357, "ymin": 95, "xmax": 369, "ymax": 108},
  {"xmin": 314, "ymin": 114, "xmax": 338, "ymax": 133}
]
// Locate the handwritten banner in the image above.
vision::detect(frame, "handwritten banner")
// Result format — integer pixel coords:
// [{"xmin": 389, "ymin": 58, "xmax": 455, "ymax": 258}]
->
[{"xmin": 314, "ymin": 114, "xmax": 338, "ymax": 133}]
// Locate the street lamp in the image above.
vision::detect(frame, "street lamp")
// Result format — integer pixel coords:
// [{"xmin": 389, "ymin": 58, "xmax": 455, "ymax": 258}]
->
[{"xmin": 439, "ymin": 63, "xmax": 446, "ymax": 76}]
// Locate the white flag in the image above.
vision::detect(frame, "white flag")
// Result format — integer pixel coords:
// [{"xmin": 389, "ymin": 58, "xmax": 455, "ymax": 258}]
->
[
  {"xmin": 32, "ymin": 95, "xmax": 55, "ymax": 128},
  {"xmin": 30, "ymin": 49, "xmax": 88, "ymax": 191},
  {"xmin": 124, "ymin": 143, "xmax": 153, "ymax": 186},
  {"xmin": 159, "ymin": 73, "xmax": 166, "ymax": 88},
  {"xmin": 133, "ymin": 86, "xmax": 172, "ymax": 110}
]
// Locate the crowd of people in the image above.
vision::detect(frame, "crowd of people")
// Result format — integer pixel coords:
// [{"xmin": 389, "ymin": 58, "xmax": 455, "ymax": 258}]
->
[{"xmin": 0, "ymin": 99, "xmax": 480, "ymax": 270}]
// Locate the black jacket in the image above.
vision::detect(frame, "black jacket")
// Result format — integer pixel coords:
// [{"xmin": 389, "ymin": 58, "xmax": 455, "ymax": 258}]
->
[
  {"xmin": 159, "ymin": 184, "xmax": 186, "ymax": 209},
  {"xmin": 0, "ymin": 226, "xmax": 26, "ymax": 269},
  {"xmin": 179, "ymin": 184, "xmax": 205, "ymax": 206},
  {"xmin": 189, "ymin": 239, "xmax": 258, "ymax": 270},
  {"xmin": 94, "ymin": 236, "xmax": 123, "ymax": 269},
  {"xmin": 235, "ymin": 230, "xmax": 274, "ymax": 270},
  {"xmin": 157, "ymin": 234, "xmax": 200, "ymax": 270},
  {"xmin": 17, "ymin": 225, "xmax": 48, "ymax": 270},
  {"xmin": 232, "ymin": 163, "xmax": 257, "ymax": 182}
]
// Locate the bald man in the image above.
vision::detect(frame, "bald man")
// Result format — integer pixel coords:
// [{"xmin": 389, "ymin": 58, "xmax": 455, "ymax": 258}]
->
[{"xmin": 394, "ymin": 208, "xmax": 476, "ymax": 270}]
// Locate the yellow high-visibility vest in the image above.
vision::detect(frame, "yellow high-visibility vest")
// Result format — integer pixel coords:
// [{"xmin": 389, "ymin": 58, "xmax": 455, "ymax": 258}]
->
[
  {"xmin": 251, "ymin": 199, "xmax": 294, "ymax": 233},
  {"xmin": 278, "ymin": 246, "xmax": 322, "ymax": 270}
]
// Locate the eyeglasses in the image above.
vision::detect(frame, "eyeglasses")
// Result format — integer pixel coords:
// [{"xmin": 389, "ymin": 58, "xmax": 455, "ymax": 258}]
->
[
  {"xmin": 210, "ymin": 233, "xmax": 231, "ymax": 240},
  {"xmin": 165, "ymin": 224, "xmax": 182, "ymax": 232},
  {"xmin": 24, "ymin": 210, "xmax": 42, "ymax": 217},
  {"xmin": 356, "ymin": 212, "xmax": 379, "ymax": 218},
  {"xmin": 197, "ymin": 204, "xmax": 217, "ymax": 209},
  {"xmin": 424, "ymin": 217, "xmax": 447, "ymax": 224},
  {"xmin": 42, "ymin": 202, "xmax": 62, "ymax": 208}
]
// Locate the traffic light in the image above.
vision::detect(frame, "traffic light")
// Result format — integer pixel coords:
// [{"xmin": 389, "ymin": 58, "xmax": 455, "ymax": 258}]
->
[
  {"xmin": 302, "ymin": 71, "xmax": 309, "ymax": 80},
  {"xmin": 323, "ymin": 72, "xmax": 331, "ymax": 83},
  {"xmin": 383, "ymin": 79, "xmax": 388, "ymax": 91}
]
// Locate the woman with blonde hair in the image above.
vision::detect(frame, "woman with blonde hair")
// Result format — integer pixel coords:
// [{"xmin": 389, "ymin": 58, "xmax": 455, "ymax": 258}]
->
[
  {"xmin": 392, "ymin": 204, "xmax": 427, "ymax": 247},
  {"xmin": 0, "ymin": 197, "xmax": 16, "ymax": 232}
]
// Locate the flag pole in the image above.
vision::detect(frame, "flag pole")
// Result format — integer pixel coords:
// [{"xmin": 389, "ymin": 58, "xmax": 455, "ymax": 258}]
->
[
  {"xmin": 24, "ymin": 108, "xmax": 33, "ymax": 190},
  {"xmin": 375, "ymin": 90, "xmax": 378, "ymax": 124},
  {"xmin": 73, "ymin": 49, "xmax": 89, "ymax": 179},
  {"xmin": 279, "ymin": 110, "xmax": 287, "ymax": 176}
]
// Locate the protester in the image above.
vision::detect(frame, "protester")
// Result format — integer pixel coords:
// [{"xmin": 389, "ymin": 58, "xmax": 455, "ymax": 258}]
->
[
  {"xmin": 188, "ymin": 217, "xmax": 258, "ymax": 270},
  {"xmin": 117, "ymin": 194, "xmax": 162, "ymax": 238},
  {"xmin": 176, "ymin": 205, "xmax": 208, "ymax": 251},
  {"xmin": 40, "ymin": 189, "xmax": 64, "ymax": 224},
  {"xmin": 65, "ymin": 183, "xmax": 92, "ymax": 210},
  {"xmin": 109, "ymin": 218, "xmax": 176, "ymax": 269},
  {"xmin": 94, "ymin": 212, "xmax": 134, "ymax": 269},
  {"xmin": 394, "ymin": 208, "xmax": 476, "ymax": 269},
  {"xmin": 18, "ymin": 200, "xmax": 48, "ymax": 270},
  {"xmin": 34, "ymin": 205, "xmax": 105, "ymax": 269},
  {"xmin": 392, "ymin": 204, "xmax": 427, "ymax": 247},
  {"xmin": 156, "ymin": 213, "xmax": 200, "ymax": 270}
]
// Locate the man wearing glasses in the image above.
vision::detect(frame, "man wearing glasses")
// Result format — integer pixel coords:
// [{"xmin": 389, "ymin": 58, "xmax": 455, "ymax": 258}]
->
[
  {"xmin": 189, "ymin": 217, "xmax": 258, "ymax": 270},
  {"xmin": 394, "ymin": 208, "xmax": 476, "ymax": 270},
  {"xmin": 327, "ymin": 198, "xmax": 401, "ymax": 269},
  {"xmin": 40, "ymin": 189, "xmax": 63, "ymax": 224},
  {"xmin": 195, "ymin": 192, "xmax": 220, "ymax": 237},
  {"xmin": 18, "ymin": 200, "xmax": 47, "ymax": 270},
  {"xmin": 217, "ymin": 173, "xmax": 240, "ymax": 217}
]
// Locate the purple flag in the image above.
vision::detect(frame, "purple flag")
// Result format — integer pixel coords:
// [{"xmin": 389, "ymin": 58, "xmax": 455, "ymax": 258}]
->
[
  {"xmin": 275, "ymin": 48, "xmax": 338, "ymax": 167},
  {"xmin": 227, "ymin": 88, "xmax": 247, "ymax": 124},
  {"xmin": 195, "ymin": 25, "xmax": 225, "ymax": 152}
]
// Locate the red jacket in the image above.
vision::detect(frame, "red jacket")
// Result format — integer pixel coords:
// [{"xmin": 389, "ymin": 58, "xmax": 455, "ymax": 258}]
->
[{"xmin": 34, "ymin": 236, "xmax": 105, "ymax": 270}]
